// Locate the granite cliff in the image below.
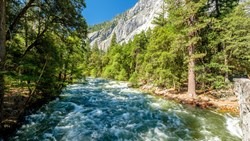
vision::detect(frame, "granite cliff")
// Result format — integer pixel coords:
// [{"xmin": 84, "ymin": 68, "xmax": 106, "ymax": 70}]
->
[
  {"xmin": 88, "ymin": 0, "xmax": 248, "ymax": 50},
  {"xmin": 234, "ymin": 79, "xmax": 250, "ymax": 141},
  {"xmin": 88, "ymin": 0, "xmax": 164, "ymax": 50}
]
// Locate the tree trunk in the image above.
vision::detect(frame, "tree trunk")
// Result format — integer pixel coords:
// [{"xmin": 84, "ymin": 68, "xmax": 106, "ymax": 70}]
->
[
  {"xmin": 187, "ymin": 14, "xmax": 196, "ymax": 97},
  {"xmin": 6, "ymin": 0, "xmax": 35, "ymax": 41},
  {"xmin": 70, "ymin": 64, "xmax": 74, "ymax": 82},
  {"xmin": 188, "ymin": 44, "xmax": 196, "ymax": 97},
  {"xmin": 0, "ymin": 0, "xmax": 6, "ymax": 127},
  {"xmin": 223, "ymin": 43, "xmax": 229, "ymax": 83},
  {"xmin": 214, "ymin": 0, "xmax": 220, "ymax": 17},
  {"xmin": 63, "ymin": 63, "xmax": 68, "ymax": 82},
  {"xmin": 224, "ymin": 54, "xmax": 229, "ymax": 83}
]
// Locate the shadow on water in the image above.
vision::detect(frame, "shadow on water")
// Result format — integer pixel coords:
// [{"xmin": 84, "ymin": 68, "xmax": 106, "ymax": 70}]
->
[{"xmin": 9, "ymin": 78, "xmax": 241, "ymax": 141}]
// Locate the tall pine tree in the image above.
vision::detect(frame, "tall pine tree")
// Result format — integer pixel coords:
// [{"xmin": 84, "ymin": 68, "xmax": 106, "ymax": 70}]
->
[{"xmin": 166, "ymin": 0, "xmax": 209, "ymax": 97}]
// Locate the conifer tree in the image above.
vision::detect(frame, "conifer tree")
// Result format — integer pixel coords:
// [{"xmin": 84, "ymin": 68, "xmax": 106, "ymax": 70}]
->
[
  {"xmin": 152, "ymin": 1, "xmax": 167, "ymax": 27},
  {"xmin": 85, "ymin": 0, "xmax": 249, "ymax": 98},
  {"xmin": 217, "ymin": 2, "xmax": 250, "ymax": 80},
  {"xmin": 208, "ymin": 0, "xmax": 239, "ymax": 17},
  {"xmin": 110, "ymin": 33, "xmax": 117, "ymax": 47},
  {"xmin": 166, "ymin": 0, "xmax": 209, "ymax": 97}
]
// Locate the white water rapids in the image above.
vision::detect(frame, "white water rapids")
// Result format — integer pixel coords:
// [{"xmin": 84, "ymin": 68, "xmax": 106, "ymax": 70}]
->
[{"xmin": 9, "ymin": 78, "xmax": 242, "ymax": 141}]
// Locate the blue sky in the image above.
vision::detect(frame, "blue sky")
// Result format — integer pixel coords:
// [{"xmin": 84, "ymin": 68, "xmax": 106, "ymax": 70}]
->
[{"xmin": 82, "ymin": 0, "xmax": 138, "ymax": 25}]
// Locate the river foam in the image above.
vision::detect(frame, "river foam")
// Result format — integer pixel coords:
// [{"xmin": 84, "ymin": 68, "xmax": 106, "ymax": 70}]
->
[
  {"xmin": 9, "ymin": 78, "xmax": 242, "ymax": 141},
  {"xmin": 225, "ymin": 114, "xmax": 242, "ymax": 138}
]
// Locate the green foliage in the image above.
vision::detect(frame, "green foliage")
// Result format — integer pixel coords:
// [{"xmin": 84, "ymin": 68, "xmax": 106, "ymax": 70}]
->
[
  {"xmin": 152, "ymin": 1, "xmax": 167, "ymax": 27},
  {"xmin": 110, "ymin": 33, "xmax": 118, "ymax": 47},
  {"xmin": 88, "ymin": 13, "xmax": 125, "ymax": 32},
  {"xmin": 3, "ymin": 0, "xmax": 88, "ymax": 101},
  {"xmin": 117, "ymin": 69, "xmax": 128, "ymax": 81},
  {"xmin": 89, "ymin": 21, "xmax": 115, "ymax": 32},
  {"xmin": 88, "ymin": 43, "xmax": 103, "ymax": 77},
  {"xmin": 86, "ymin": 0, "xmax": 250, "ymax": 93}
]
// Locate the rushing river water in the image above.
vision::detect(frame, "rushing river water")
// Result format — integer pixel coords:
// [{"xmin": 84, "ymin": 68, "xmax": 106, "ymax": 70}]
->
[{"xmin": 10, "ymin": 78, "xmax": 242, "ymax": 141}]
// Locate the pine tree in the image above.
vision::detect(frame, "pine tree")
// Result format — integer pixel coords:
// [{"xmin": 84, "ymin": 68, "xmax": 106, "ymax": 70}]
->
[
  {"xmin": 166, "ymin": 0, "xmax": 209, "ymax": 97},
  {"xmin": 152, "ymin": 1, "xmax": 167, "ymax": 27},
  {"xmin": 93, "ymin": 41, "xmax": 100, "ymax": 52},
  {"xmin": 110, "ymin": 33, "xmax": 117, "ymax": 47},
  {"xmin": 89, "ymin": 42, "xmax": 102, "ymax": 77},
  {"xmin": 208, "ymin": 0, "xmax": 239, "ymax": 17},
  {"xmin": 218, "ymin": 2, "xmax": 250, "ymax": 80}
]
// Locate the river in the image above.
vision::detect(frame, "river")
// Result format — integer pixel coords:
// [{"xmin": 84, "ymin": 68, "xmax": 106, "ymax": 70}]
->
[{"xmin": 9, "ymin": 78, "xmax": 242, "ymax": 141}]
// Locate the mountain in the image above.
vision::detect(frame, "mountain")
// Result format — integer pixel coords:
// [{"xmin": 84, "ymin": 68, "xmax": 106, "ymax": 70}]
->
[{"xmin": 88, "ymin": 0, "xmax": 164, "ymax": 50}]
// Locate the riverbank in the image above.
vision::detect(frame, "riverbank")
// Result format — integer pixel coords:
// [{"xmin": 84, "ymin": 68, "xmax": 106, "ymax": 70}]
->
[
  {"xmin": 6, "ymin": 78, "xmax": 242, "ymax": 140},
  {"xmin": 0, "ymin": 79, "xmax": 240, "ymax": 139},
  {"xmin": 139, "ymin": 84, "xmax": 239, "ymax": 114},
  {"xmin": 0, "ymin": 87, "xmax": 57, "ymax": 140}
]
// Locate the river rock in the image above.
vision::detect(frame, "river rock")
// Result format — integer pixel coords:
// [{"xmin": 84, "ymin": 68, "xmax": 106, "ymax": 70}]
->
[{"xmin": 234, "ymin": 78, "xmax": 250, "ymax": 141}]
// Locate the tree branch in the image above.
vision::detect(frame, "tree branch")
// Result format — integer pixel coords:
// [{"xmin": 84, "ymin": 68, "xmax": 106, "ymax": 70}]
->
[
  {"xmin": 18, "ymin": 57, "xmax": 48, "ymax": 116},
  {"xmin": 21, "ymin": 17, "xmax": 57, "ymax": 58},
  {"xmin": 21, "ymin": 27, "xmax": 48, "ymax": 58},
  {"xmin": 6, "ymin": 0, "xmax": 36, "ymax": 40}
]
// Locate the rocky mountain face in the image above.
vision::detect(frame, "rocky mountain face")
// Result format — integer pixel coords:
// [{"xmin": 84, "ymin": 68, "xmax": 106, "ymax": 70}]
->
[
  {"xmin": 88, "ymin": 0, "xmax": 248, "ymax": 50},
  {"xmin": 234, "ymin": 79, "xmax": 250, "ymax": 141},
  {"xmin": 88, "ymin": 0, "xmax": 164, "ymax": 50}
]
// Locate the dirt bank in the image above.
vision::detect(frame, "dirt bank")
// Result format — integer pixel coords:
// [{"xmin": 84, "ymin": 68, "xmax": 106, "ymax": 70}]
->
[
  {"xmin": 139, "ymin": 84, "xmax": 239, "ymax": 114},
  {"xmin": 0, "ymin": 87, "xmax": 57, "ymax": 140}
]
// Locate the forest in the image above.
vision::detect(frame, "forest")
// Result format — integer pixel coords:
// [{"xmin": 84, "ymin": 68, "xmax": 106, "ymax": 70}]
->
[
  {"xmin": 87, "ymin": 0, "xmax": 250, "ymax": 95},
  {"xmin": 0, "ymin": 0, "xmax": 88, "ymax": 132},
  {"xmin": 0, "ymin": 0, "xmax": 250, "ymax": 139}
]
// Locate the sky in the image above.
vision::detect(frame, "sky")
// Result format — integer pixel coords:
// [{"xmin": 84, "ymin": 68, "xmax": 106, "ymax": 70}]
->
[{"xmin": 82, "ymin": 0, "xmax": 138, "ymax": 26}]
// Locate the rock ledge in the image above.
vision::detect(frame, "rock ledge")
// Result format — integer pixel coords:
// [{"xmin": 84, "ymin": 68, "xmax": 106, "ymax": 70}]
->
[{"xmin": 234, "ymin": 78, "xmax": 250, "ymax": 141}]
